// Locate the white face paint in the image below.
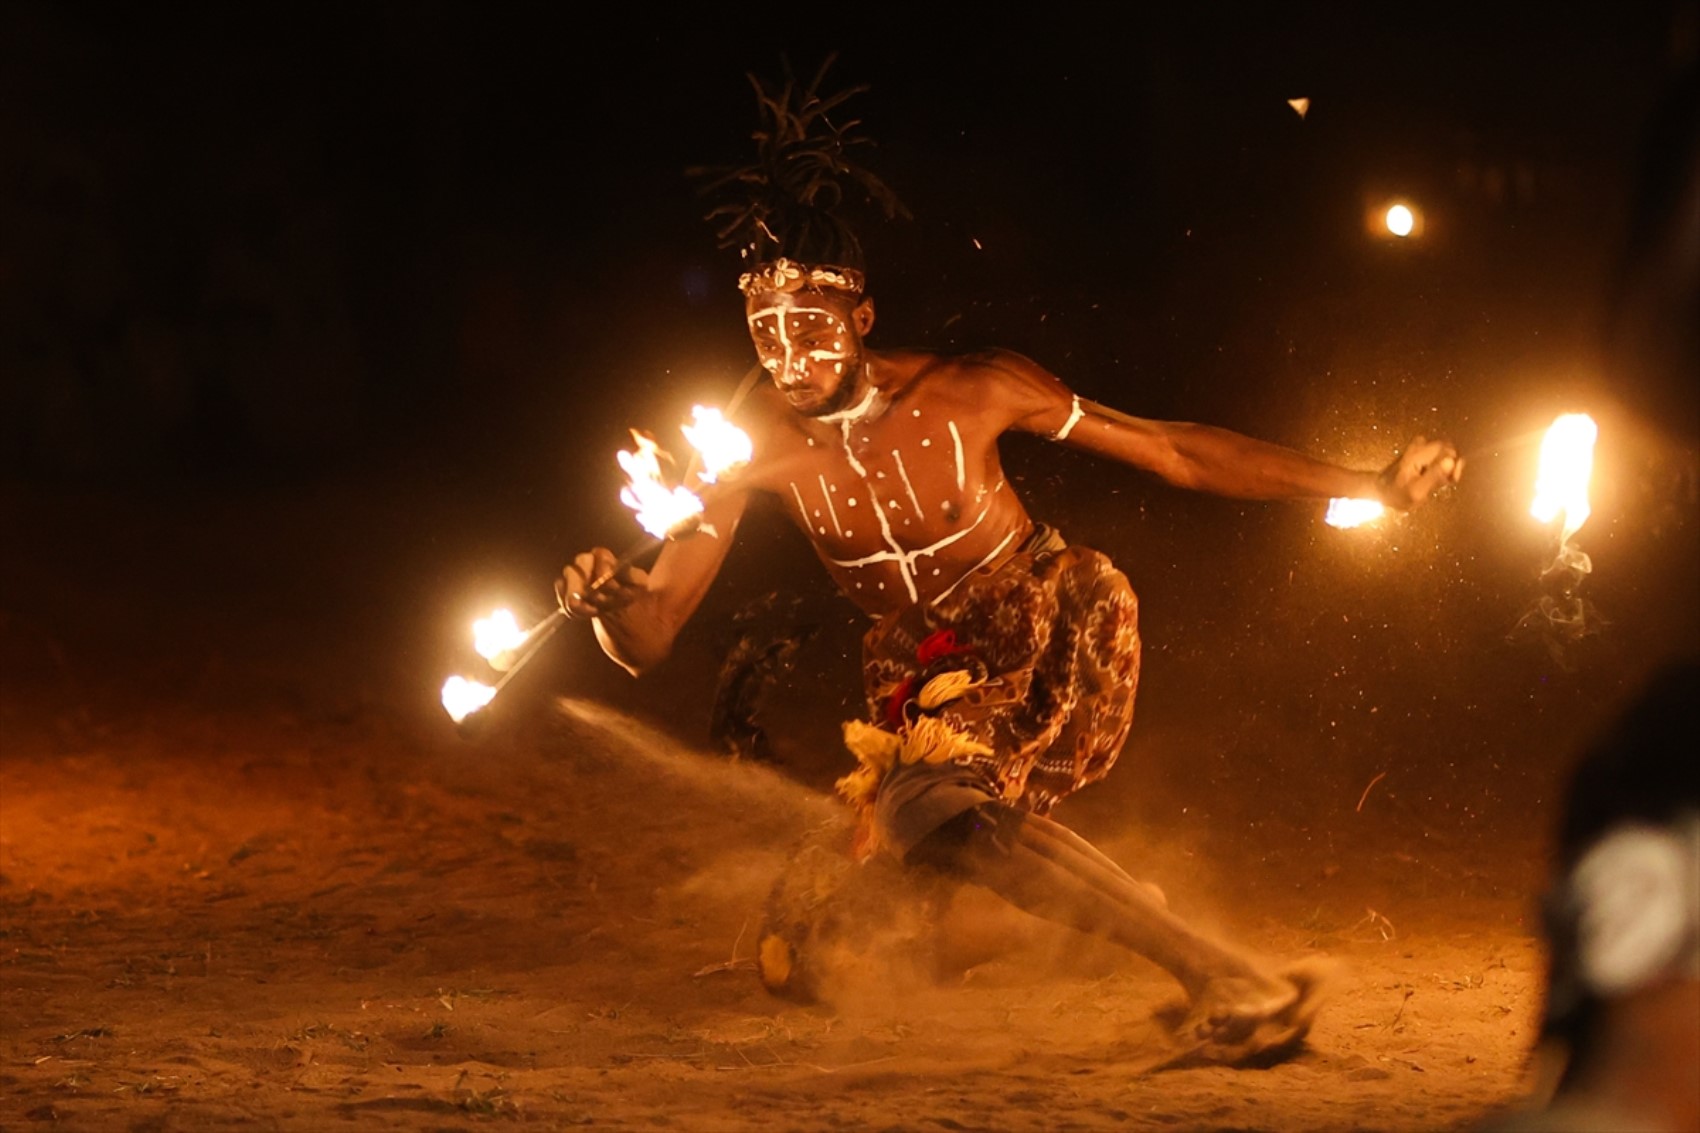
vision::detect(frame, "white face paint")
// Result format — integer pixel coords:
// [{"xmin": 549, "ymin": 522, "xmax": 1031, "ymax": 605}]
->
[{"xmin": 747, "ymin": 296, "xmax": 861, "ymax": 417}]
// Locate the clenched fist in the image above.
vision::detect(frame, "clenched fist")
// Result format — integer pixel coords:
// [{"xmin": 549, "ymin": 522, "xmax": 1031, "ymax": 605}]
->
[{"xmin": 556, "ymin": 548, "xmax": 650, "ymax": 621}]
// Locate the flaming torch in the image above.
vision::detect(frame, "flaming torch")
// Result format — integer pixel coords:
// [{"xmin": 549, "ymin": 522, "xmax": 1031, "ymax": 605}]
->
[
  {"xmin": 1530, "ymin": 413, "xmax": 1598, "ymax": 547},
  {"xmin": 682, "ymin": 405, "xmax": 753, "ymax": 484},
  {"xmin": 619, "ymin": 430, "xmax": 705, "ymax": 540},
  {"xmin": 1513, "ymin": 413, "xmax": 1600, "ymax": 662},
  {"xmin": 439, "ymin": 406, "xmax": 752, "ymax": 727},
  {"xmin": 1324, "ymin": 497, "xmax": 1387, "ymax": 529},
  {"xmin": 441, "ymin": 675, "xmax": 497, "ymax": 724}
]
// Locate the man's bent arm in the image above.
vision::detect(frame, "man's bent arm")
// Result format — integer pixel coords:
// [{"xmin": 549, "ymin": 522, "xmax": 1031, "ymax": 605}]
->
[{"xmin": 577, "ymin": 490, "xmax": 748, "ymax": 676}]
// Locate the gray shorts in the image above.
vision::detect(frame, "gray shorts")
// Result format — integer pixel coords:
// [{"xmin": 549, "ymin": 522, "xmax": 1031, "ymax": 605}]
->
[{"xmin": 872, "ymin": 758, "xmax": 1001, "ymax": 860}]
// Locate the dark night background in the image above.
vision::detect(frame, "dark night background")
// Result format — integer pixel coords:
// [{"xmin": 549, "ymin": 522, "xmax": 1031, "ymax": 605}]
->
[{"xmin": 3, "ymin": 1, "xmax": 1697, "ymax": 847}]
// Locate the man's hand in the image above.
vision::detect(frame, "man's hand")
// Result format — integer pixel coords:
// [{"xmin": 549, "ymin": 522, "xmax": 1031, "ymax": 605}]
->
[
  {"xmin": 557, "ymin": 549, "xmax": 650, "ymax": 621},
  {"xmin": 1376, "ymin": 436, "xmax": 1464, "ymax": 510}
]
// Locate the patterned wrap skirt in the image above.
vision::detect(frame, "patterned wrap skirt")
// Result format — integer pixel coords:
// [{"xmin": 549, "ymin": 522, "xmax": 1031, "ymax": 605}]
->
[{"xmin": 858, "ymin": 526, "xmax": 1142, "ymax": 856}]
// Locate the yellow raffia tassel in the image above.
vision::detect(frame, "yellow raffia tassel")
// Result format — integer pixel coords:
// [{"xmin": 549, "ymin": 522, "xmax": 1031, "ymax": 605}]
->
[
  {"xmin": 842, "ymin": 719, "xmax": 902, "ymax": 770},
  {"xmin": 834, "ymin": 763, "xmax": 882, "ymax": 808},
  {"xmin": 917, "ymin": 668, "xmax": 982, "ymax": 710},
  {"xmin": 899, "ymin": 715, "xmax": 992, "ymax": 766},
  {"xmin": 836, "ymin": 719, "xmax": 903, "ymax": 807}
]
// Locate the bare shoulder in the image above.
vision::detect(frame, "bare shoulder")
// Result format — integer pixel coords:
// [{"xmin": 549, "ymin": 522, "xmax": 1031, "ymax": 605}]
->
[
  {"xmin": 878, "ymin": 348, "xmax": 1072, "ymax": 438},
  {"xmin": 877, "ymin": 347, "xmax": 1066, "ymax": 405}
]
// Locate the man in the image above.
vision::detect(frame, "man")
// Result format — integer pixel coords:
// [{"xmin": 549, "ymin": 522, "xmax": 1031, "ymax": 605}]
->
[{"xmin": 558, "ymin": 251, "xmax": 1462, "ymax": 1061}]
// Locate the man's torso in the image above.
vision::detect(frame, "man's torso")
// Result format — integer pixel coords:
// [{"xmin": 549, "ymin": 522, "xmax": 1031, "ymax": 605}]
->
[{"xmin": 737, "ymin": 350, "xmax": 1037, "ymax": 617}]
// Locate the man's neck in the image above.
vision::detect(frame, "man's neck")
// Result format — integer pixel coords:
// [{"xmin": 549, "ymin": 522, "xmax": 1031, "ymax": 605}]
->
[{"xmin": 816, "ymin": 364, "xmax": 882, "ymax": 425}]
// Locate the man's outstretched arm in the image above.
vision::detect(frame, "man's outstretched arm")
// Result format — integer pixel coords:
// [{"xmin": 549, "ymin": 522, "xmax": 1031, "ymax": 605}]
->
[
  {"xmin": 989, "ymin": 352, "xmax": 1461, "ymax": 509},
  {"xmin": 558, "ymin": 489, "xmax": 749, "ymax": 676},
  {"xmin": 1064, "ymin": 400, "xmax": 1460, "ymax": 509}
]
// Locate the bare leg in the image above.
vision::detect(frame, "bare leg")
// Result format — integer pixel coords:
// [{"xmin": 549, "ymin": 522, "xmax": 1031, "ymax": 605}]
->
[{"xmin": 910, "ymin": 803, "xmax": 1321, "ymax": 1053}]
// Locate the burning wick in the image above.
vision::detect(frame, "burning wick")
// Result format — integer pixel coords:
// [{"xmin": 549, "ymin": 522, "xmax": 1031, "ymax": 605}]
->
[
  {"xmin": 474, "ymin": 606, "xmax": 559, "ymax": 672},
  {"xmin": 441, "ymin": 675, "xmax": 497, "ymax": 723},
  {"xmin": 681, "ymin": 405, "xmax": 752, "ymax": 484},
  {"xmin": 473, "ymin": 608, "xmax": 528, "ymax": 666},
  {"xmin": 1530, "ymin": 413, "xmax": 1598, "ymax": 545},
  {"xmin": 1511, "ymin": 413, "xmax": 1601, "ymax": 663},
  {"xmin": 1325, "ymin": 497, "xmax": 1387, "ymax": 529},
  {"xmin": 619, "ymin": 431, "xmax": 705, "ymax": 539}
]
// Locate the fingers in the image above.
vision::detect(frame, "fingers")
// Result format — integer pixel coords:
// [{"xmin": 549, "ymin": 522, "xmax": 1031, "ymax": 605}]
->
[
  {"xmin": 1398, "ymin": 437, "xmax": 1463, "ymax": 503},
  {"xmin": 558, "ymin": 549, "xmax": 644, "ymax": 619},
  {"xmin": 1380, "ymin": 436, "xmax": 1464, "ymax": 509}
]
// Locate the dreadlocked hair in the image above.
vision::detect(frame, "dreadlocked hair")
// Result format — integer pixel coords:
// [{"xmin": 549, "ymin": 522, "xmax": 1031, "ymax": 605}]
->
[{"xmin": 689, "ymin": 54, "xmax": 908, "ymax": 280}]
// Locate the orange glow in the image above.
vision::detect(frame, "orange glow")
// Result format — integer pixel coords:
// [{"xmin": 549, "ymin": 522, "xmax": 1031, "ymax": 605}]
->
[{"xmin": 1385, "ymin": 204, "xmax": 1415, "ymax": 237}]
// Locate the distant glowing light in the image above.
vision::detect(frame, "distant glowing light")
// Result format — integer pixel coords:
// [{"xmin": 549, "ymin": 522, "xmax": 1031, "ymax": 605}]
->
[
  {"xmin": 1325, "ymin": 498, "xmax": 1387, "ymax": 529},
  {"xmin": 1531, "ymin": 413, "xmax": 1598, "ymax": 543},
  {"xmin": 441, "ymin": 676, "xmax": 496, "ymax": 723},
  {"xmin": 1287, "ymin": 97, "xmax": 1310, "ymax": 119},
  {"xmin": 1385, "ymin": 204, "xmax": 1415, "ymax": 237}
]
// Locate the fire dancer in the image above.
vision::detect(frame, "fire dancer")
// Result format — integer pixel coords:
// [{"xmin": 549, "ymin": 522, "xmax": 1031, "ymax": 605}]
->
[{"xmin": 558, "ymin": 63, "xmax": 1462, "ymax": 1062}]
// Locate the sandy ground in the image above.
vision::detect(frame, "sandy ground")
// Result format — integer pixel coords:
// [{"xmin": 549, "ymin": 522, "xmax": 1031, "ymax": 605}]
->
[{"xmin": 0, "ymin": 467, "xmax": 1578, "ymax": 1133}]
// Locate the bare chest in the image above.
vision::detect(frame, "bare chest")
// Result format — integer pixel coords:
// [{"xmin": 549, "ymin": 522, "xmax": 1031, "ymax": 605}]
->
[{"xmin": 756, "ymin": 405, "xmax": 1028, "ymax": 608}]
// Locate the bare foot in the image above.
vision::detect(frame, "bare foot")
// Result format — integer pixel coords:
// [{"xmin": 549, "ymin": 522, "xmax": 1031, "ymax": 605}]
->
[{"xmin": 1157, "ymin": 958, "xmax": 1335, "ymax": 1069}]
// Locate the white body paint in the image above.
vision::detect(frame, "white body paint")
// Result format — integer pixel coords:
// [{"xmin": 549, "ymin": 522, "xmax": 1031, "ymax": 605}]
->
[
  {"xmin": 827, "ymin": 501, "xmax": 997, "ymax": 603},
  {"xmin": 891, "ymin": 449, "xmax": 924, "ymax": 514},
  {"xmin": 1053, "ymin": 395, "xmax": 1084, "ymax": 441},
  {"xmin": 748, "ymin": 304, "xmax": 1021, "ymax": 608},
  {"xmin": 948, "ymin": 420, "xmax": 965, "ymax": 491}
]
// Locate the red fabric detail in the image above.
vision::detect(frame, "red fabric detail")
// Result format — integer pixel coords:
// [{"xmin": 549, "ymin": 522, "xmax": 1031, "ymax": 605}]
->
[
  {"xmin": 916, "ymin": 629, "xmax": 964, "ymax": 666},
  {"xmin": 884, "ymin": 677, "xmax": 915, "ymax": 728}
]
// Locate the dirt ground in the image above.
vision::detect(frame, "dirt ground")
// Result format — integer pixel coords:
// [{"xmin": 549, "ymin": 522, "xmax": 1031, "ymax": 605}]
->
[{"xmin": 1, "ymin": 464, "xmax": 1605, "ymax": 1133}]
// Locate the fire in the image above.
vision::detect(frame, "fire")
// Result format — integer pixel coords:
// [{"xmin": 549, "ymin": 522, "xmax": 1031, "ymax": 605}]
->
[
  {"xmin": 617, "ymin": 431, "xmax": 704, "ymax": 538},
  {"xmin": 1530, "ymin": 413, "xmax": 1598, "ymax": 543},
  {"xmin": 1325, "ymin": 497, "xmax": 1386, "ymax": 529},
  {"xmin": 472, "ymin": 608, "xmax": 527, "ymax": 661},
  {"xmin": 441, "ymin": 675, "xmax": 496, "ymax": 723},
  {"xmin": 682, "ymin": 405, "xmax": 752, "ymax": 484}
]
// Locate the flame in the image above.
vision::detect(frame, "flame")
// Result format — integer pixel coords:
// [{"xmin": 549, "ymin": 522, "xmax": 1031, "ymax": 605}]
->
[
  {"xmin": 681, "ymin": 405, "xmax": 752, "ymax": 483},
  {"xmin": 1325, "ymin": 497, "xmax": 1387, "ymax": 529},
  {"xmin": 1530, "ymin": 414, "xmax": 1598, "ymax": 543},
  {"xmin": 618, "ymin": 431, "xmax": 704, "ymax": 538},
  {"xmin": 441, "ymin": 675, "xmax": 496, "ymax": 722},
  {"xmin": 472, "ymin": 608, "xmax": 527, "ymax": 661}
]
